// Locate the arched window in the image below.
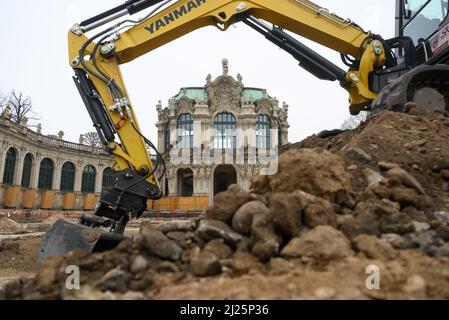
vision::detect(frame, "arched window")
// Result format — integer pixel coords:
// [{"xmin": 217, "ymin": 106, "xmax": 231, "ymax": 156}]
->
[
  {"xmin": 81, "ymin": 165, "xmax": 96, "ymax": 193},
  {"xmin": 3, "ymin": 148, "xmax": 17, "ymax": 185},
  {"xmin": 214, "ymin": 165, "xmax": 237, "ymax": 195},
  {"xmin": 177, "ymin": 168, "xmax": 193, "ymax": 197},
  {"xmin": 21, "ymin": 154, "xmax": 33, "ymax": 188},
  {"xmin": 164, "ymin": 178, "xmax": 169, "ymax": 197},
  {"xmin": 102, "ymin": 167, "xmax": 114, "ymax": 188},
  {"xmin": 256, "ymin": 114, "xmax": 271, "ymax": 150},
  {"xmin": 60, "ymin": 162, "xmax": 75, "ymax": 192},
  {"xmin": 177, "ymin": 114, "xmax": 193, "ymax": 150},
  {"xmin": 278, "ymin": 127, "xmax": 283, "ymax": 151},
  {"xmin": 214, "ymin": 112, "xmax": 236, "ymax": 149},
  {"xmin": 38, "ymin": 158, "xmax": 54, "ymax": 190},
  {"xmin": 164, "ymin": 123, "xmax": 171, "ymax": 153}
]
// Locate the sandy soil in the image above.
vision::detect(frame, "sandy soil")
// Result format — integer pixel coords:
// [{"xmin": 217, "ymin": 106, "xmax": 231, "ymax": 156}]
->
[{"xmin": 0, "ymin": 237, "xmax": 41, "ymax": 286}]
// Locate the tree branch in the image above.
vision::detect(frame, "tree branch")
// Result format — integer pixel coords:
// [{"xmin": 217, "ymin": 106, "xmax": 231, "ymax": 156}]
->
[{"xmin": 3, "ymin": 90, "xmax": 40, "ymax": 124}]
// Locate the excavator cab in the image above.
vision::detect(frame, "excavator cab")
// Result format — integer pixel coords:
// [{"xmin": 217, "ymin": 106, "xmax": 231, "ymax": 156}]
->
[
  {"xmin": 402, "ymin": 0, "xmax": 449, "ymax": 109},
  {"xmin": 397, "ymin": 0, "xmax": 449, "ymax": 63},
  {"xmin": 371, "ymin": 0, "xmax": 449, "ymax": 112}
]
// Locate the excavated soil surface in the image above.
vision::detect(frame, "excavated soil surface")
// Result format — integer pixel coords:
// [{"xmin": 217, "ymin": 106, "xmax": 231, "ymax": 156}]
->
[
  {"xmin": 0, "ymin": 219, "xmax": 26, "ymax": 235},
  {"xmin": 0, "ymin": 238, "xmax": 40, "ymax": 286},
  {"xmin": 2, "ymin": 105, "xmax": 449, "ymax": 300}
]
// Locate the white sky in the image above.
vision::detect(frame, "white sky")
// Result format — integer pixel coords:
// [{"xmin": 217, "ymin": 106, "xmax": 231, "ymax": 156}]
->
[{"xmin": 0, "ymin": 0, "xmax": 395, "ymax": 145}]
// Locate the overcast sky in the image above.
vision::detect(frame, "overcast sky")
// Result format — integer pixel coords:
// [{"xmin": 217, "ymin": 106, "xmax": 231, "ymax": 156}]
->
[{"xmin": 0, "ymin": 0, "xmax": 395, "ymax": 145}]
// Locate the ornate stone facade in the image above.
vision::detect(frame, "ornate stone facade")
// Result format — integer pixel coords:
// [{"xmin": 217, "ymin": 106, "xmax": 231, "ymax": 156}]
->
[
  {"xmin": 156, "ymin": 59, "xmax": 289, "ymax": 203},
  {"xmin": 0, "ymin": 116, "xmax": 114, "ymax": 210}
]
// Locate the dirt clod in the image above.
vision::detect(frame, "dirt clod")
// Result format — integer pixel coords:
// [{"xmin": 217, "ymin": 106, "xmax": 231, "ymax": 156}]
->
[
  {"xmin": 232, "ymin": 201, "xmax": 268, "ymax": 236},
  {"xmin": 140, "ymin": 228, "xmax": 183, "ymax": 261},
  {"xmin": 281, "ymin": 226, "xmax": 353, "ymax": 265},
  {"xmin": 353, "ymin": 235, "xmax": 398, "ymax": 261},
  {"xmin": 190, "ymin": 250, "xmax": 221, "ymax": 277},
  {"xmin": 206, "ymin": 184, "xmax": 250, "ymax": 224}
]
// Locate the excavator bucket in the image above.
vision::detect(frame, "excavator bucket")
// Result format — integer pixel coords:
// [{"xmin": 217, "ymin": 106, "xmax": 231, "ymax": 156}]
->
[{"xmin": 38, "ymin": 220, "xmax": 126, "ymax": 262}]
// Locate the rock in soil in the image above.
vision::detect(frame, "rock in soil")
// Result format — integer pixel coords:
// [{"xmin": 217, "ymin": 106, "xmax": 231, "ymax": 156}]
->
[
  {"xmin": 130, "ymin": 255, "xmax": 148, "ymax": 274},
  {"xmin": 206, "ymin": 184, "xmax": 250, "ymax": 224},
  {"xmin": 281, "ymin": 226, "xmax": 353, "ymax": 265},
  {"xmin": 232, "ymin": 201, "xmax": 269, "ymax": 236},
  {"xmin": 203, "ymin": 239, "xmax": 233, "ymax": 260},
  {"xmin": 267, "ymin": 193, "xmax": 303, "ymax": 238},
  {"xmin": 190, "ymin": 251, "xmax": 222, "ymax": 277},
  {"xmin": 155, "ymin": 220, "xmax": 197, "ymax": 233},
  {"xmin": 197, "ymin": 219, "xmax": 243, "ymax": 247},
  {"xmin": 140, "ymin": 228, "xmax": 183, "ymax": 261},
  {"xmin": 353, "ymin": 235, "xmax": 398, "ymax": 261},
  {"xmin": 250, "ymin": 209, "xmax": 281, "ymax": 262},
  {"xmin": 95, "ymin": 268, "xmax": 132, "ymax": 293},
  {"xmin": 385, "ymin": 167, "xmax": 425, "ymax": 195}
]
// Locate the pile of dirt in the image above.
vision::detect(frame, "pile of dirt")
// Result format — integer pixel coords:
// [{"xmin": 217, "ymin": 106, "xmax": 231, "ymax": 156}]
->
[
  {"xmin": 0, "ymin": 218, "xmax": 26, "ymax": 235},
  {"xmin": 2, "ymin": 105, "xmax": 449, "ymax": 300}
]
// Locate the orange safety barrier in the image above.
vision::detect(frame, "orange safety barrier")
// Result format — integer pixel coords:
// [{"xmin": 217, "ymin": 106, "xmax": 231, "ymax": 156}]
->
[
  {"xmin": 147, "ymin": 196, "xmax": 209, "ymax": 213},
  {"xmin": 63, "ymin": 192, "xmax": 76, "ymax": 210},
  {"xmin": 4, "ymin": 186, "xmax": 21, "ymax": 208},
  {"xmin": 40, "ymin": 190, "xmax": 55, "ymax": 209},
  {"xmin": 23, "ymin": 188, "xmax": 37, "ymax": 209},
  {"xmin": 83, "ymin": 193, "xmax": 96, "ymax": 210}
]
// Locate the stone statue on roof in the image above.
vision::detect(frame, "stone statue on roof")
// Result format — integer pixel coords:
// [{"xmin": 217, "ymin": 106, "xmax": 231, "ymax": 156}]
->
[
  {"xmin": 168, "ymin": 97, "xmax": 176, "ymax": 110},
  {"xmin": 237, "ymin": 73, "xmax": 243, "ymax": 84},
  {"xmin": 20, "ymin": 116, "xmax": 28, "ymax": 126},
  {"xmin": 222, "ymin": 58, "xmax": 229, "ymax": 76},
  {"xmin": 156, "ymin": 100, "xmax": 162, "ymax": 112},
  {"xmin": 2, "ymin": 105, "xmax": 11, "ymax": 119}
]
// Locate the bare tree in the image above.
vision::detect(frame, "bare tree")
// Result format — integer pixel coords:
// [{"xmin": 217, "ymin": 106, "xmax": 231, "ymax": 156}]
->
[
  {"xmin": 83, "ymin": 132, "xmax": 102, "ymax": 147},
  {"xmin": 0, "ymin": 93, "xmax": 7, "ymax": 109},
  {"xmin": 340, "ymin": 111, "xmax": 368, "ymax": 130},
  {"xmin": 0, "ymin": 92, "xmax": 10, "ymax": 114},
  {"xmin": 0, "ymin": 90, "xmax": 39, "ymax": 124}
]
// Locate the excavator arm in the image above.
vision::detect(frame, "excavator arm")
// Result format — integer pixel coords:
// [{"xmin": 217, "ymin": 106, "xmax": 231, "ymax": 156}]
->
[
  {"xmin": 37, "ymin": 0, "xmax": 413, "ymax": 260},
  {"xmin": 66, "ymin": 0, "xmax": 395, "ymax": 218},
  {"xmin": 69, "ymin": 0, "xmax": 390, "ymax": 111}
]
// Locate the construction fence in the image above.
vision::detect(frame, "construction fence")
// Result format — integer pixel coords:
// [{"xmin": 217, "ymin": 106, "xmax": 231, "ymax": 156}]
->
[{"xmin": 0, "ymin": 184, "xmax": 209, "ymax": 216}]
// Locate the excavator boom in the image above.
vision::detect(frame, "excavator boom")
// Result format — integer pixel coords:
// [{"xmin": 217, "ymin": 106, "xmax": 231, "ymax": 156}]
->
[{"xmin": 39, "ymin": 0, "xmax": 449, "ymax": 260}]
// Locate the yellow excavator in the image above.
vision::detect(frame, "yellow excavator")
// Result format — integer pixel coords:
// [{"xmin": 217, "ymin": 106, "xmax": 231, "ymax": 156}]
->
[{"xmin": 39, "ymin": 0, "xmax": 449, "ymax": 260}]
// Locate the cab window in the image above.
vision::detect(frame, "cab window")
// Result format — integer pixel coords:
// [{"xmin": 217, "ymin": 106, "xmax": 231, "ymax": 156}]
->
[
  {"xmin": 403, "ymin": 0, "xmax": 448, "ymax": 44},
  {"xmin": 406, "ymin": 0, "xmax": 431, "ymax": 15}
]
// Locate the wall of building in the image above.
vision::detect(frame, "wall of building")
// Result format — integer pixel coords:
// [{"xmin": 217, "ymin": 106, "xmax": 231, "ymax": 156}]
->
[
  {"xmin": 155, "ymin": 60, "xmax": 290, "ymax": 204},
  {"xmin": 0, "ymin": 116, "xmax": 114, "ymax": 210}
]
